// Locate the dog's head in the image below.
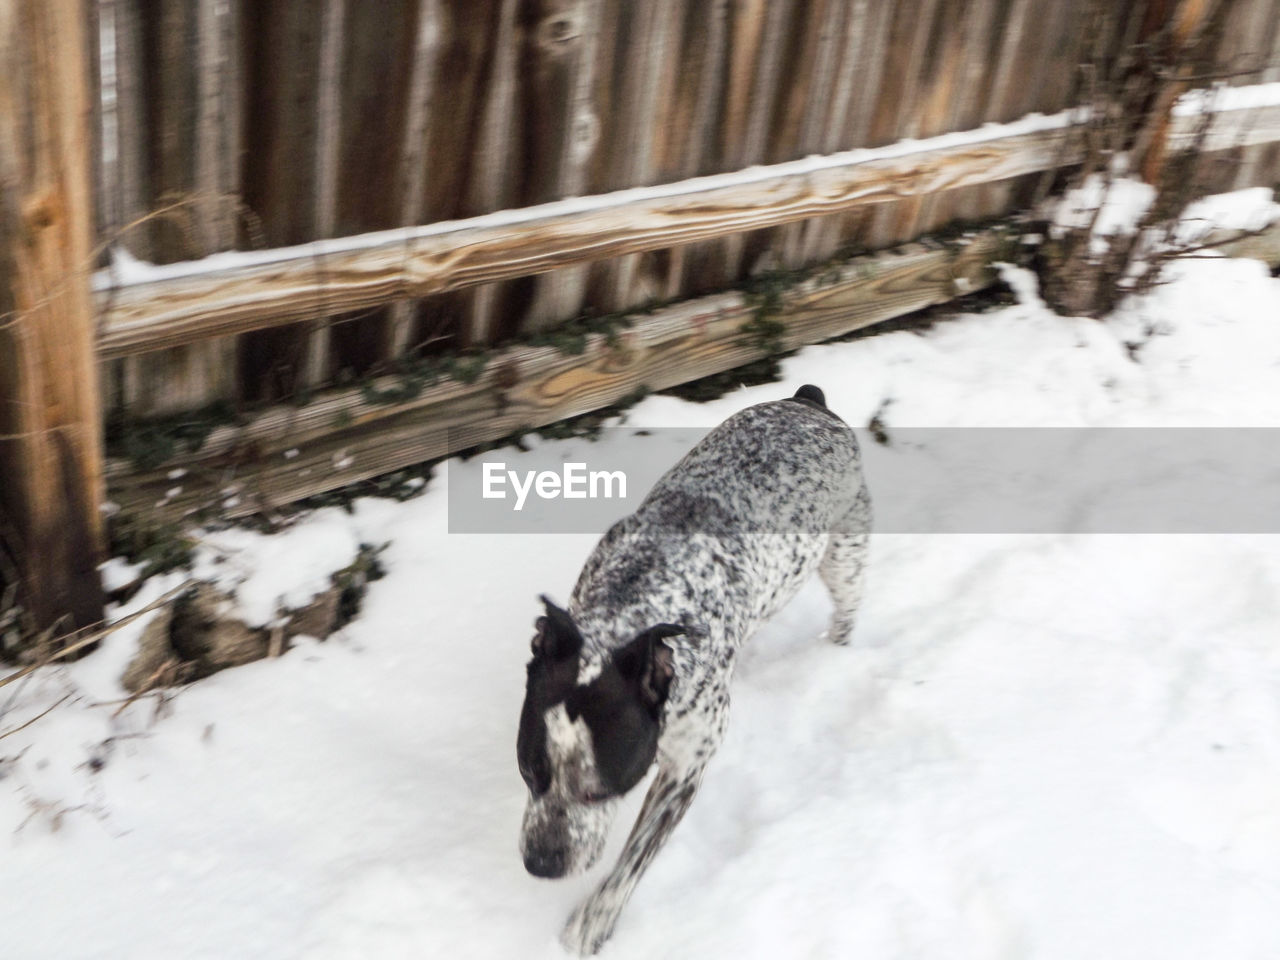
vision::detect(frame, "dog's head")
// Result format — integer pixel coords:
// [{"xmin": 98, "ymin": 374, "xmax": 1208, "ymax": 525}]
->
[{"xmin": 517, "ymin": 595, "xmax": 682, "ymax": 878}]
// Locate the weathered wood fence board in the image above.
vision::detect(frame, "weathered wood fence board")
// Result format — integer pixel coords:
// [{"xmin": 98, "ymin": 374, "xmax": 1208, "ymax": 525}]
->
[
  {"xmin": 0, "ymin": 0, "xmax": 105, "ymax": 631},
  {"xmin": 105, "ymin": 229, "xmax": 1012, "ymax": 519}
]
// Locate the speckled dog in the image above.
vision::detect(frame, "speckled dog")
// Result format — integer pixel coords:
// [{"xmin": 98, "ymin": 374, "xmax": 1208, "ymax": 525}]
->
[{"xmin": 517, "ymin": 385, "xmax": 871, "ymax": 955}]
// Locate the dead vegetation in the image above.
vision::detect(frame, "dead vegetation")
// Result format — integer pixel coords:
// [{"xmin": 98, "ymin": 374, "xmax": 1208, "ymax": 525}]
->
[
  {"xmin": 1033, "ymin": 0, "xmax": 1268, "ymax": 318},
  {"xmin": 118, "ymin": 542, "xmax": 385, "ymax": 695},
  {"xmin": 0, "ymin": 539, "xmax": 385, "ymax": 755}
]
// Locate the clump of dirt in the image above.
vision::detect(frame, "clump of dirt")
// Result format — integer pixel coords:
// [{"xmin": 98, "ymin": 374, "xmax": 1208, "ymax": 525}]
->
[{"xmin": 120, "ymin": 544, "xmax": 386, "ymax": 693}]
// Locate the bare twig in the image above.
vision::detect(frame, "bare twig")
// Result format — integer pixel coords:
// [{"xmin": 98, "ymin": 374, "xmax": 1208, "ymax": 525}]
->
[
  {"xmin": 0, "ymin": 693, "xmax": 74, "ymax": 741},
  {"xmin": 111, "ymin": 658, "xmax": 182, "ymax": 718},
  {"xmin": 0, "ymin": 579, "xmax": 192, "ymax": 692}
]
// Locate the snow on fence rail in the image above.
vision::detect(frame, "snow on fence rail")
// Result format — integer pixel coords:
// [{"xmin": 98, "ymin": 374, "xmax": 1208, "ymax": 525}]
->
[{"xmin": 93, "ymin": 101, "xmax": 1280, "ymax": 360}]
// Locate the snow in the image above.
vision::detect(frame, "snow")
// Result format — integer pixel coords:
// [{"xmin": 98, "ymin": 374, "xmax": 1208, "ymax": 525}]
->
[
  {"xmin": 1050, "ymin": 174, "xmax": 1158, "ymax": 253},
  {"xmin": 1050, "ymin": 175, "xmax": 1280, "ymax": 271},
  {"xmin": 188, "ymin": 512, "xmax": 364, "ymax": 627},
  {"xmin": 97, "ymin": 556, "xmax": 144, "ymax": 594},
  {"xmin": 1174, "ymin": 80, "xmax": 1280, "ymax": 116},
  {"xmin": 8, "ymin": 204, "xmax": 1280, "ymax": 958},
  {"xmin": 1176, "ymin": 186, "xmax": 1280, "ymax": 245}
]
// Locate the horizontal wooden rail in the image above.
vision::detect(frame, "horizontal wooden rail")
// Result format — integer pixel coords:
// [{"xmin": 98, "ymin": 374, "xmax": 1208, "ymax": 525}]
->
[
  {"xmin": 104, "ymin": 217, "xmax": 1280, "ymax": 521},
  {"xmin": 93, "ymin": 102, "xmax": 1280, "ymax": 360},
  {"xmin": 105, "ymin": 228, "xmax": 1015, "ymax": 518}
]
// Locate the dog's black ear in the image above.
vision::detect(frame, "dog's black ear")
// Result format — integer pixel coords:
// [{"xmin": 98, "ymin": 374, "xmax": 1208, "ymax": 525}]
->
[
  {"xmin": 614, "ymin": 624, "xmax": 682, "ymax": 715},
  {"xmin": 532, "ymin": 595, "xmax": 584, "ymax": 662}
]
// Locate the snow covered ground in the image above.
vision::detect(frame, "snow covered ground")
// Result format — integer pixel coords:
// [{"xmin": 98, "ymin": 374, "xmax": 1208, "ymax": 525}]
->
[{"xmin": 4, "ymin": 203, "xmax": 1280, "ymax": 959}]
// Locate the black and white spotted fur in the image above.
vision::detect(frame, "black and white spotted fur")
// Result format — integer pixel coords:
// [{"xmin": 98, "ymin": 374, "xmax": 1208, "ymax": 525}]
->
[{"xmin": 517, "ymin": 385, "xmax": 871, "ymax": 955}]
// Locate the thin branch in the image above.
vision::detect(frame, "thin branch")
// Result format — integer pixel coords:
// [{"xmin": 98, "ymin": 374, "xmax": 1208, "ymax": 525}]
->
[
  {"xmin": 111, "ymin": 658, "xmax": 181, "ymax": 718},
  {"xmin": 0, "ymin": 579, "xmax": 192, "ymax": 692},
  {"xmin": 0, "ymin": 693, "xmax": 73, "ymax": 741}
]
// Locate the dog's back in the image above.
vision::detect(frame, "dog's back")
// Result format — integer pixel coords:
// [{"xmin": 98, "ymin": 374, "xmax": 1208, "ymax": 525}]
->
[
  {"xmin": 636, "ymin": 388, "xmax": 860, "ymax": 536},
  {"xmin": 570, "ymin": 386, "xmax": 869, "ymax": 650}
]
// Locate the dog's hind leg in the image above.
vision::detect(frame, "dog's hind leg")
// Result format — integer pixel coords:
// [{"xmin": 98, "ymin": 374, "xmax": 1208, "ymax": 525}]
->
[
  {"xmin": 819, "ymin": 485, "xmax": 870, "ymax": 645},
  {"xmin": 561, "ymin": 763, "xmax": 706, "ymax": 955}
]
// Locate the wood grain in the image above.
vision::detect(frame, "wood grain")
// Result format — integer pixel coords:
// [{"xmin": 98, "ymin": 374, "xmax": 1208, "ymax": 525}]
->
[
  {"xmin": 105, "ymin": 229, "xmax": 1010, "ymax": 519},
  {"xmin": 95, "ymin": 102, "xmax": 1280, "ymax": 360},
  {"xmin": 721, "ymin": 0, "xmax": 793, "ymax": 279},
  {"xmin": 665, "ymin": 0, "xmax": 731, "ymax": 297},
  {"xmin": 96, "ymin": 0, "xmax": 149, "ymax": 414},
  {"xmin": 460, "ymin": 0, "xmax": 521, "ymax": 348},
  {"xmin": 388, "ymin": 0, "xmax": 443, "ymax": 357},
  {"xmin": 600, "ymin": 0, "xmax": 682, "ymax": 311},
  {"xmin": 522, "ymin": 0, "xmax": 604, "ymax": 333},
  {"xmin": 0, "ymin": 0, "xmax": 106, "ymax": 632},
  {"xmin": 779, "ymin": 0, "xmax": 846, "ymax": 268},
  {"xmin": 301, "ymin": 0, "xmax": 346, "ymax": 386},
  {"xmin": 109, "ymin": 0, "xmax": 241, "ymax": 417}
]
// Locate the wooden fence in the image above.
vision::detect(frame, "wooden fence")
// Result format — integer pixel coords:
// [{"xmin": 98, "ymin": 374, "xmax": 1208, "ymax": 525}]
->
[
  {"xmin": 93, "ymin": 0, "xmax": 1280, "ymax": 411},
  {"xmin": 3, "ymin": 0, "xmax": 1280, "ymax": 636}
]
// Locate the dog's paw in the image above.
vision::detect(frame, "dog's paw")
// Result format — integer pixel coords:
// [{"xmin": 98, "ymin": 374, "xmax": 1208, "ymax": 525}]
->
[
  {"xmin": 824, "ymin": 614, "xmax": 856, "ymax": 646},
  {"xmin": 560, "ymin": 896, "xmax": 618, "ymax": 956}
]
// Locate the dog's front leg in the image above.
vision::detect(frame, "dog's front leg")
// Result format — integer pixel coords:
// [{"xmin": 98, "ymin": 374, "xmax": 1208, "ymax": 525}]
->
[{"xmin": 561, "ymin": 763, "xmax": 705, "ymax": 955}]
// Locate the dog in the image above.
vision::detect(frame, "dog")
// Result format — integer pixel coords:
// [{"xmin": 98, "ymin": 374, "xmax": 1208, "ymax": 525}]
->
[{"xmin": 517, "ymin": 384, "xmax": 871, "ymax": 955}]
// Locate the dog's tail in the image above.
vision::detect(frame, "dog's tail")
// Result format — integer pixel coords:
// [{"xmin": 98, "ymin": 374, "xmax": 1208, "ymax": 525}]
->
[{"xmin": 792, "ymin": 384, "xmax": 826, "ymax": 407}]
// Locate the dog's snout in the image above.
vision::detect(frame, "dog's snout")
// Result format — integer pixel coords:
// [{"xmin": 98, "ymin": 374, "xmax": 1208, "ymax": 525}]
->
[{"xmin": 523, "ymin": 848, "xmax": 567, "ymax": 879}]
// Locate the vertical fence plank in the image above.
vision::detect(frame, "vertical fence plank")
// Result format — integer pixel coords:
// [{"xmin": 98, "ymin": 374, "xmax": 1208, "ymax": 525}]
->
[
  {"xmin": 1227, "ymin": 0, "xmax": 1280, "ymax": 189},
  {"xmin": 780, "ymin": 0, "xmax": 846, "ymax": 267},
  {"xmin": 326, "ymin": 0, "xmax": 418, "ymax": 374},
  {"xmin": 950, "ymin": 0, "xmax": 1007, "ymax": 223},
  {"xmin": 828, "ymin": 0, "xmax": 893, "ymax": 254},
  {"xmin": 721, "ymin": 0, "xmax": 793, "ymax": 279},
  {"xmin": 905, "ymin": 0, "xmax": 992, "ymax": 238},
  {"xmin": 462, "ymin": 0, "xmax": 521, "ymax": 346},
  {"xmin": 195, "ymin": 0, "xmax": 239, "ymax": 252},
  {"xmin": 865, "ymin": 0, "xmax": 940, "ymax": 250},
  {"xmin": 1266, "ymin": 0, "xmax": 1280, "ymax": 83},
  {"xmin": 103, "ymin": 0, "xmax": 146, "ymax": 413},
  {"xmin": 191, "ymin": 0, "xmax": 240, "ymax": 401},
  {"xmin": 521, "ymin": 0, "xmax": 604, "ymax": 333},
  {"xmin": 95, "ymin": 0, "xmax": 140, "ymax": 414},
  {"xmin": 388, "ymin": 0, "xmax": 442, "ymax": 358},
  {"xmin": 107, "ymin": 0, "xmax": 240, "ymax": 417},
  {"xmin": 665, "ymin": 0, "xmax": 729, "ymax": 298},
  {"xmin": 805, "ymin": 0, "xmax": 888, "ymax": 261},
  {"xmin": 95, "ymin": 0, "xmax": 120, "ymax": 250},
  {"xmin": 599, "ymin": 0, "xmax": 681, "ymax": 310},
  {"xmin": 124, "ymin": 0, "xmax": 203, "ymax": 415},
  {"xmin": 0, "ymin": 0, "xmax": 106, "ymax": 636},
  {"xmin": 236, "ymin": 0, "xmax": 331, "ymax": 402},
  {"xmin": 96, "ymin": 0, "xmax": 148, "ymax": 255},
  {"xmin": 973, "ymin": 0, "xmax": 1036, "ymax": 226},
  {"xmin": 303, "ymin": 0, "xmax": 346, "ymax": 386}
]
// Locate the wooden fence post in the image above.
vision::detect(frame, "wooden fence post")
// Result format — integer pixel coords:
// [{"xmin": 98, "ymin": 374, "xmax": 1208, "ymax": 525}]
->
[{"xmin": 0, "ymin": 0, "xmax": 106, "ymax": 640}]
